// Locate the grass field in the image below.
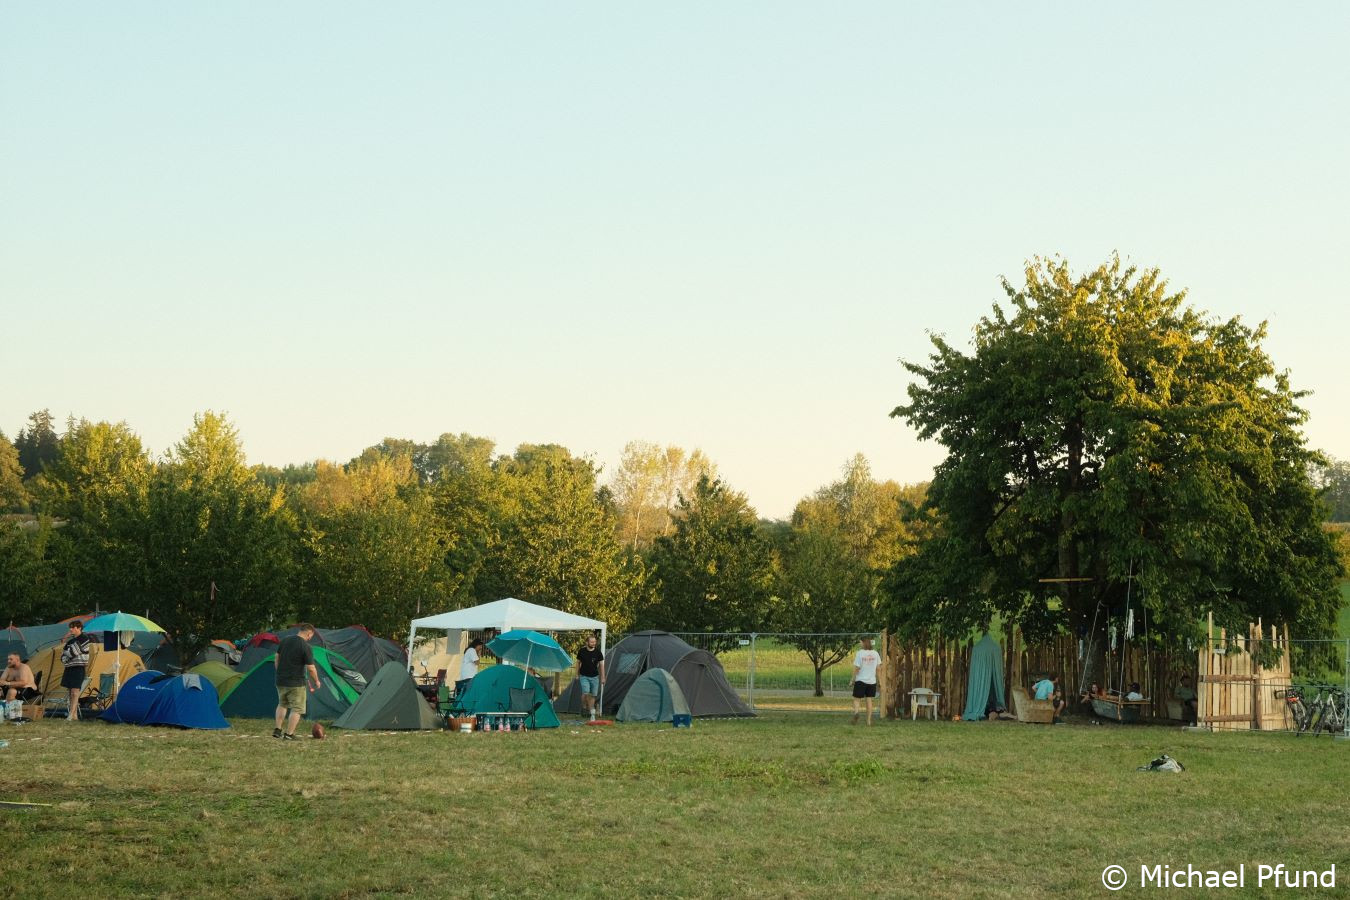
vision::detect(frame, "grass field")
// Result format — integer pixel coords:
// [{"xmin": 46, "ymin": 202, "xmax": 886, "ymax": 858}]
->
[{"xmin": 4, "ymin": 711, "xmax": 1348, "ymax": 898}]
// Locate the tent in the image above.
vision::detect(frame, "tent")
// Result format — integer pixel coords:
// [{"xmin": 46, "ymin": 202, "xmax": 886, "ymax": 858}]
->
[
  {"xmin": 333, "ymin": 661, "xmax": 440, "ymax": 731},
  {"xmin": 101, "ymin": 670, "xmax": 168, "ymax": 724},
  {"xmin": 457, "ymin": 664, "xmax": 560, "ymax": 729},
  {"xmin": 962, "ymin": 633, "xmax": 1007, "ymax": 721},
  {"xmin": 190, "ymin": 640, "xmax": 242, "ymax": 668},
  {"xmin": 236, "ymin": 633, "xmax": 281, "ymax": 673},
  {"xmin": 407, "ymin": 597, "xmax": 606, "ymax": 701},
  {"xmin": 558, "ymin": 631, "xmax": 754, "ymax": 718},
  {"xmin": 274, "ymin": 626, "xmax": 405, "ymax": 681},
  {"xmin": 616, "ymin": 668, "xmax": 690, "ymax": 723},
  {"xmin": 220, "ymin": 646, "xmax": 366, "ymax": 720},
  {"xmin": 188, "ymin": 660, "xmax": 245, "ymax": 699},
  {"xmin": 27, "ymin": 643, "xmax": 147, "ymax": 702},
  {"xmin": 102, "ymin": 671, "xmax": 229, "ymax": 729}
]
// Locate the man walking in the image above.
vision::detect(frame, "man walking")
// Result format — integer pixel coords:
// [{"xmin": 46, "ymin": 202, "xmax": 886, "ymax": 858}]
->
[
  {"xmin": 576, "ymin": 633, "xmax": 605, "ymax": 721},
  {"xmin": 851, "ymin": 636, "xmax": 881, "ymax": 726},
  {"xmin": 274, "ymin": 624, "xmax": 320, "ymax": 740},
  {"xmin": 59, "ymin": 620, "xmax": 93, "ymax": 721}
]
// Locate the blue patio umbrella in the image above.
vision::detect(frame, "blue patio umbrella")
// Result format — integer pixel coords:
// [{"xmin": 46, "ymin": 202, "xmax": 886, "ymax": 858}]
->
[{"xmin": 487, "ymin": 630, "xmax": 572, "ymax": 687}]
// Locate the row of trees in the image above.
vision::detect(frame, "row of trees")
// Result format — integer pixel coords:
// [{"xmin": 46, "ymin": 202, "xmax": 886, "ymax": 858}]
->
[{"xmin": 2, "ymin": 413, "xmax": 922, "ymax": 685}]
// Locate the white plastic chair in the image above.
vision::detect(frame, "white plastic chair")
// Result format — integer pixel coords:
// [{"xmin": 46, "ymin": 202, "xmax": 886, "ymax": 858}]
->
[{"xmin": 908, "ymin": 687, "xmax": 940, "ymax": 720}]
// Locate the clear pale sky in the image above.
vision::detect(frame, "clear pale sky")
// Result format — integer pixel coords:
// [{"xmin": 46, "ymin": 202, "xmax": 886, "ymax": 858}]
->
[{"xmin": 3, "ymin": 5, "xmax": 1347, "ymax": 518}]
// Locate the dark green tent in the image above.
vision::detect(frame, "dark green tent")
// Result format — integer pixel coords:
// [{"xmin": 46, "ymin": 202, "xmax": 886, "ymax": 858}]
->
[
  {"xmin": 220, "ymin": 646, "xmax": 366, "ymax": 720},
  {"xmin": 333, "ymin": 661, "xmax": 440, "ymax": 731},
  {"xmin": 459, "ymin": 664, "xmax": 560, "ymax": 729},
  {"xmin": 616, "ymin": 668, "xmax": 690, "ymax": 723},
  {"xmin": 962, "ymin": 633, "xmax": 1006, "ymax": 721}
]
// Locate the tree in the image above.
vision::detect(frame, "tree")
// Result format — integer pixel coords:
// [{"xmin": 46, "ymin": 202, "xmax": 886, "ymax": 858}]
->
[
  {"xmin": 14, "ymin": 409, "xmax": 61, "ymax": 480},
  {"xmin": 775, "ymin": 455, "xmax": 924, "ymax": 693},
  {"xmin": 610, "ymin": 442, "xmax": 717, "ymax": 551},
  {"xmin": 477, "ymin": 444, "xmax": 639, "ymax": 630},
  {"xmin": 1315, "ymin": 457, "xmax": 1350, "ymax": 522},
  {"xmin": 644, "ymin": 475, "xmax": 777, "ymax": 645},
  {"xmin": 293, "ymin": 456, "xmax": 449, "ymax": 637},
  {"xmin": 0, "ymin": 431, "xmax": 28, "ymax": 512},
  {"xmin": 142, "ymin": 413, "xmax": 296, "ymax": 663},
  {"xmin": 0, "ymin": 518, "xmax": 63, "ymax": 624},
  {"xmin": 889, "ymin": 256, "xmax": 1343, "ymax": 643}
]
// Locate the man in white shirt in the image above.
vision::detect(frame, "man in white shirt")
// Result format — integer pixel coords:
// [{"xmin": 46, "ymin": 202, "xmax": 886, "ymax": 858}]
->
[
  {"xmin": 851, "ymin": 637, "xmax": 882, "ymax": 726},
  {"xmin": 456, "ymin": 638, "xmax": 483, "ymax": 695}
]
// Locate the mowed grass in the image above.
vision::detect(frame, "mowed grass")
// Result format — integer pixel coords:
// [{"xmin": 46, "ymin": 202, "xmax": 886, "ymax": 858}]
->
[{"xmin": 4, "ymin": 712, "xmax": 1349, "ymax": 898}]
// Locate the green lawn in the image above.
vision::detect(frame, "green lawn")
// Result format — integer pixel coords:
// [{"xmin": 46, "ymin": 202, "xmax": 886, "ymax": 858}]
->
[{"xmin": 4, "ymin": 712, "xmax": 1348, "ymax": 898}]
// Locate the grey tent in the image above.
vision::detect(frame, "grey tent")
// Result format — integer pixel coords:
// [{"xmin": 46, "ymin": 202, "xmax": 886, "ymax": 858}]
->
[
  {"xmin": 962, "ymin": 633, "xmax": 1007, "ymax": 721},
  {"xmin": 616, "ymin": 668, "xmax": 690, "ymax": 723},
  {"xmin": 559, "ymin": 631, "xmax": 754, "ymax": 718},
  {"xmin": 333, "ymin": 661, "xmax": 441, "ymax": 731},
  {"xmin": 271, "ymin": 626, "xmax": 406, "ymax": 681}
]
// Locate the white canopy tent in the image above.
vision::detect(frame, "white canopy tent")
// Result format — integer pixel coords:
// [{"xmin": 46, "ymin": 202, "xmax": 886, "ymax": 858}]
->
[{"xmin": 407, "ymin": 597, "xmax": 607, "ymax": 709}]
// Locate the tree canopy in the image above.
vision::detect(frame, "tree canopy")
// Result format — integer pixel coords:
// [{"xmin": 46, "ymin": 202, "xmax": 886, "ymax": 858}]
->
[{"xmin": 889, "ymin": 256, "xmax": 1343, "ymax": 641}]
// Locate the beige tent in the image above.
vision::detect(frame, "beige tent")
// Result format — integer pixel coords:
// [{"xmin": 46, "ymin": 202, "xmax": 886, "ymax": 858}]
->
[{"xmin": 28, "ymin": 643, "xmax": 147, "ymax": 700}]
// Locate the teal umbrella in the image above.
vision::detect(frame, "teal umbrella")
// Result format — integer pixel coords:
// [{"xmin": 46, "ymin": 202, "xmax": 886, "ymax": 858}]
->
[
  {"xmin": 487, "ymin": 630, "xmax": 572, "ymax": 687},
  {"xmin": 83, "ymin": 612, "xmax": 166, "ymax": 699}
]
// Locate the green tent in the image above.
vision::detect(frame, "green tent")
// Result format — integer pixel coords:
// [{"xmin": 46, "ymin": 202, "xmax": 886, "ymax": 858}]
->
[
  {"xmin": 220, "ymin": 646, "xmax": 366, "ymax": 720},
  {"xmin": 458, "ymin": 664, "xmax": 560, "ymax": 729},
  {"xmin": 962, "ymin": 633, "xmax": 1006, "ymax": 721},
  {"xmin": 333, "ymin": 661, "xmax": 440, "ymax": 731},
  {"xmin": 616, "ymin": 668, "xmax": 690, "ymax": 723},
  {"xmin": 188, "ymin": 660, "xmax": 244, "ymax": 700}
]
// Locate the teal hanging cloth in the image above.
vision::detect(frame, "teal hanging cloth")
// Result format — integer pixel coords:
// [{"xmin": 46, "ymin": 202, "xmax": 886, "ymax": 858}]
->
[{"xmin": 962, "ymin": 633, "xmax": 1006, "ymax": 721}]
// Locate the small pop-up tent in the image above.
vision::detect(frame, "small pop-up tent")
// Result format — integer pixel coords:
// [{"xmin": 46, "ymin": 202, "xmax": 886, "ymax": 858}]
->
[
  {"xmin": 962, "ymin": 633, "xmax": 1007, "ymax": 721},
  {"xmin": 333, "ymin": 661, "xmax": 440, "ymax": 731},
  {"xmin": 457, "ymin": 664, "xmax": 560, "ymax": 728},
  {"xmin": 616, "ymin": 668, "xmax": 690, "ymax": 723},
  {"xmin": 188, "ymin": 661, "xmax": 244, "ymax": 699},
  {"xmin": 559, "ymin": 631, "xmax": 754, "ymax": 718},
  {"xmin": 102, "ymin": 671, "xmax": 229, "ymax": 729},
  {"xmin": 220, "ymin": 647, "xmax": 366, "ymax": 720}
]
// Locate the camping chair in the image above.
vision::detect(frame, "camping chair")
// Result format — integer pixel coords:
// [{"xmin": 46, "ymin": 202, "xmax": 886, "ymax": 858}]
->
[
  {"xmin": 82, "ymin": 672, "xmax": 117, "ymax": 712},
  {"xmin": 508, "ymin": 688, "xmax": 542, "ymax": 730}
]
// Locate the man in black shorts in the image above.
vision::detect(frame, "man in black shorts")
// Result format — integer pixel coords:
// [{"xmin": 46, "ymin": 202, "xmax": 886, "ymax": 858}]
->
[
  {"xmin": 274, "ymin": 624, "xmax": 320, "ymax": 740},
  {"xmin": 851, "ymin": 637, "xmax": 881, "ymax": 726}
]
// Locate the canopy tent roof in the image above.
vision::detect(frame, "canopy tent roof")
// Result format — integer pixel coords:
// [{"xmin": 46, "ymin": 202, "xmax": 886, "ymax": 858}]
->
[{"xmin": 410, "ymin": 598, "xmax": 604, "ymax": 633}]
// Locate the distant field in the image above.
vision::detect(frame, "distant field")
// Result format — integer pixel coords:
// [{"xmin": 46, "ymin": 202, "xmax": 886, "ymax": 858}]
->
[{"xmin": 4, "ymin": 712, "xmax": 1348, "ymax": 897}]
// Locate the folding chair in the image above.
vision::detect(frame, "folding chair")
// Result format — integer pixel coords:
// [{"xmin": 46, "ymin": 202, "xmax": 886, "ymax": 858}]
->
[
  {"xmin": 83, "ymin": 672, "xmax": 117, "ymax": 712},
  {"xmin": 508, "ymin": 688, "xmax": 542, "ymax": 730}
]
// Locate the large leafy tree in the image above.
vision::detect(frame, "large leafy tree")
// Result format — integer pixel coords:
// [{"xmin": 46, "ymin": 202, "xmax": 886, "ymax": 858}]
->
[
  {"xmin": 644, "ymin": 475, "xmax": 777, "ymax": 644},
  {"xmin": 142, "ymin": 413, "xmax": 296, "ymax": 663},
  {"xmin": 292, "ymin": 456, "xmax": 450, "ymax": 637},
  {"xmin": 476, "ymin": 444, "xmax": 638, "ymax": 631},
  {"xmin": 889, "ymin": 256, "xmax": 1342, "ymax": 642},
  {"xmin": 610, "ymin": 441, "xmax": 717, "ymax": 552},
  {"xmin": 0, "ymin": 431, "xmax": 28, "ymax": 512},
  {"xmin": 776, "ymin": 455, "xmax": 923, "ymax": 693}
]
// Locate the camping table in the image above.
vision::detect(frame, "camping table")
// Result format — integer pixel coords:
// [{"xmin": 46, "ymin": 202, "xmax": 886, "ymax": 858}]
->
[{"xmin": 475, "ymin": 711, "xmax": 528, "ymax": 732}]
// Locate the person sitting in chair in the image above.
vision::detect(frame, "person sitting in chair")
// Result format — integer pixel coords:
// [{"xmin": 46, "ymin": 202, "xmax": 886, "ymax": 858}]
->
[
  {"xmin": 1, "ymin": 652, "xmax": 37, "ymax": 701},
  {"xmin": 1175, "ymin": 675, "xmax": 1198, "ymax": 725}
]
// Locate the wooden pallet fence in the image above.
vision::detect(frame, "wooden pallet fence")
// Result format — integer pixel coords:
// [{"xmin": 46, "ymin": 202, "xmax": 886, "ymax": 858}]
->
[{"xmin": 1197, "ymin": 614, "xmax": 1293, "ymax": 732}]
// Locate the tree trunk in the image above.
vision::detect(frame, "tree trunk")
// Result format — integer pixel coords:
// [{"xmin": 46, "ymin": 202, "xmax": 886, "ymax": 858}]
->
[
  {"xmin": 814, "ymin": 662, "xmax": 824, "ymax": 697},
  {"xmin": 1059, "ymin": 416, "xmax": 1084, "ymax": 616}
]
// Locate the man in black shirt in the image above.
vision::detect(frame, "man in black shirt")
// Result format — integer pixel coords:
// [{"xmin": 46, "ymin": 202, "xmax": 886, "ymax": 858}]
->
[
  {"xmin": 576, "ymin": 633, "xmax": 605, "ymax": 720},
  {"xmin": 274, "ymin": 624, "xmax": 320, "ymax": 740}
]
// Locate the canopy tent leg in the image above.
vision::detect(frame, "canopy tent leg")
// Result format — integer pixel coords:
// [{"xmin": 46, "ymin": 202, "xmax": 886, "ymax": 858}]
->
[
  {"xmin": 598, "ymin": 626, "xmax": 607, "ymax": 715},
  {"xmin": 405, "ymin": 626, "xmax": 418, "ymax": 673}
]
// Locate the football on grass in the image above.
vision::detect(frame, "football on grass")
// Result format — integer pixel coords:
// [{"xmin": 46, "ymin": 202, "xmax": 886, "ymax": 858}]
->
[{"xmin": 311, "ymin": 723, "xmax": 325, "ymax": 740}]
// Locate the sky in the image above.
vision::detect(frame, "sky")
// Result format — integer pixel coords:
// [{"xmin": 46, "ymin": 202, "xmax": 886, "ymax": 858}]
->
[{"xmin": 3, "ymin": 4, "xmax": 1347, "ymax": 519}]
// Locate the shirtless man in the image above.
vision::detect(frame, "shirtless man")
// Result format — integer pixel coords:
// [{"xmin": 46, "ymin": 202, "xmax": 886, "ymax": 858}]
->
[{"xmin": 1, "ymin": 652, "xmax": 37, "ymax": 701}]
